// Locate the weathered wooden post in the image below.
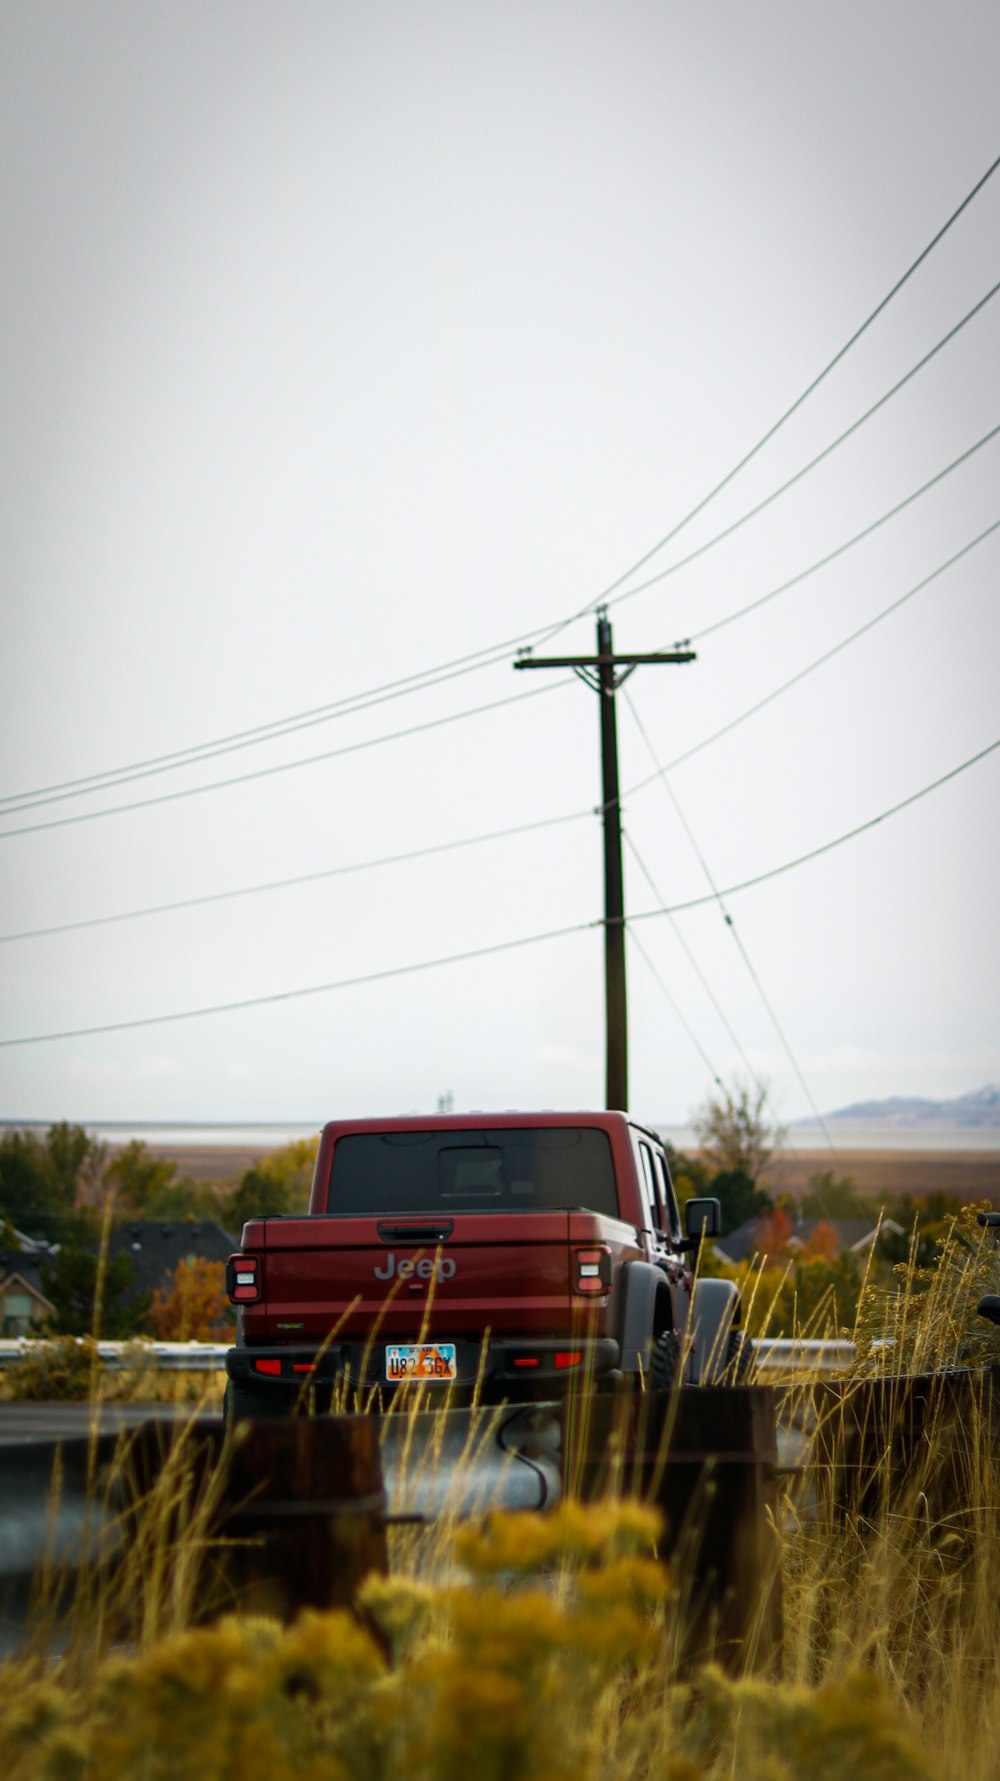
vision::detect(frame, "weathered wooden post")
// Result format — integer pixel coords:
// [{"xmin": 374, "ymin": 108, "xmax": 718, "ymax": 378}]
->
[
  {"xmin": 133, "ymin": 1415, "xmax": 387, "ymax": 1622},
  {"xmin": 809, "ymin": 1366, "xmax": 998, "ymax": 1526},
  {"xmin": 563, "ymin": 1384, "xmax": 783, "ymax": 1673}
]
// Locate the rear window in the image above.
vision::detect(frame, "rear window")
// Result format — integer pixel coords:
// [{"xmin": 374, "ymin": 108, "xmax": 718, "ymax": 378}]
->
[{"xmin": 327, "ymin": 1127, "xmax": 619, "ymax": 1217}]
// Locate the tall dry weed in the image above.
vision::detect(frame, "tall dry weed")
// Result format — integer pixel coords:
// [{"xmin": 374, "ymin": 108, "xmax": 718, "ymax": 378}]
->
[{"xmin": 4, "ymin": 1229, "xmax": 1000, "ymax": 1777}]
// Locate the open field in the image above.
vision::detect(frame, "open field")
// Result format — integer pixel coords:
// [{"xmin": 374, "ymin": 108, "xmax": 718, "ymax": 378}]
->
[
  {"xmin": 133, "ymin": 1142, "xmax": 291, "ymax": 1182},
  {"xmin": 764, "ymin": 1145, "xmax": 1000, "ymax": 1204},
  {"xmin": 131, "ymin": 1139, "xmax": 1000, "ymax": 1207}
]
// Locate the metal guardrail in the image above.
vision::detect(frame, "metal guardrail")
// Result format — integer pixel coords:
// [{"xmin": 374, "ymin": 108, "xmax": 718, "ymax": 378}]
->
[
  {"xmin": 752, "ymin": 1338, "xmax": 856, "ymax": 1375},
  {"xmin": 0, "ymin": 1336, "xmax": 857, "ymax": 1375},
  {"xmin": 0, "ymin": 1339, "xmax": 231, "ymax": 1371}
]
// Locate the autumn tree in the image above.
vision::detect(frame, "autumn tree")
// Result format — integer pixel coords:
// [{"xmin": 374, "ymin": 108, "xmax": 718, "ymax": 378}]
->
[
  {"xmin": 148, "ymin": 1257, "xmax": 234, "ymax": 1341},
  {"xmin": 801, "ymin": 1218, "xmax": 841, "ymax": 1261},
  {"xmin": 755, "ymin": 1204, "xmax": 794, "ymax": 1260}
]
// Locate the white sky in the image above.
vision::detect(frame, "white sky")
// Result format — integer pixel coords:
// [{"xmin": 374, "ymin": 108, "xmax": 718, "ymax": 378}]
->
[{"xmin": 1, "ymin": 1, "xmax": 999, "ymax": 1132}]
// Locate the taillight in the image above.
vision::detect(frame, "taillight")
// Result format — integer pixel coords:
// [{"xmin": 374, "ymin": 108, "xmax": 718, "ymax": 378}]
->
[
  {"xmin": 555, "ymin": 1351, "xmax": 583, "ymax": 1369},
  {"xmin": 227, "ymin": 1253, "xmax": 262, "ymax": 1303},
  {"xmin": 253, "ymin": 1357, "xmax": 282, "ymax": 1376},
  {"xmin": 574, "ymin": 1246, "xmax": 611, "ymax": 1296}
]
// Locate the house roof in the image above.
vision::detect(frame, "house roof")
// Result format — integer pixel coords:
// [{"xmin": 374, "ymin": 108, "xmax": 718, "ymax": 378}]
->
[
  {"xmin": 107, "ymin": 1220, "xmax": 236, "ymax": 1296},
  {"xmin": 9, "ymin": 1229, "xmax": 59, "ymax": 1257},
  {"xmin": 0, "ymin": 1268, "xmax": 54, "ymax": 1325},
  {"xmin": 714, "ymin": 1215, "xmax": 905, "ymax": 1265},
  {"xmin": 0, "ymin": 1250, "xmax": 56, "ymax": 1310}
]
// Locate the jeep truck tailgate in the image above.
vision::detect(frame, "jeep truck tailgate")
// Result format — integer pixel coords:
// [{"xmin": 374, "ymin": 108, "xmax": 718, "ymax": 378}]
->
[{"xmin": 253, "ymin": 1211, "xmax": 581, "ymax": 1342}]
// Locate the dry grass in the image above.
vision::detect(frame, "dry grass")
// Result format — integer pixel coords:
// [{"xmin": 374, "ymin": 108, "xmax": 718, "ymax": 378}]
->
[{"xmin": 3, "ymin": 1244, "xmax": 1000, "ymax": 1778}]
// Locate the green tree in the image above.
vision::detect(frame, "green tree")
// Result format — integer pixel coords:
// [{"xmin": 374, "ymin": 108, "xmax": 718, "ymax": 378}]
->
[
  {"xmin": 46, "ymin": 1121, "xmax": 106, "ymax": 1202},
  {"xmin": 787, "ymin": 1249, "xmax": 866, "ymax": 1335},
  {"xmin": 228, "ymin": 1165, "xmax": 297, "ymax": 1229},
  {"xmin": 40, "ymin": 1244, "xmax": 151, "ymax": 1337},
  {"xmin": 105, "ymin": 1141, "xmax": 179, "ymax": 1213},
  {"xmin": 226, "ymin": 1138, "xmax": 318, "ymax": 1231},
  {"xmin": 876, "ymin": 1193, "xmax": 964, "ymax": 1269},
  {"xmin": 709, "ymin": 1167, "xmax": 774, "ymax": 1235},
  {"xmin": 800, "ymin": 1170, "xmax": 867, "ymax": 1219},
  {"xmin": 0, "ymin": 1125, "xmax": 99, "ymax": 1241},
  {"xmin": 138, "ymin": 1175, "xmax": 227, "ymax": 1222},
  {"xmin": 664, "ymin": 1145, "xmax": 710, "ymax": 1209},
  {"xmin": 693, "ymin": 1084, "xmax": 784, "ymax": 1184}
]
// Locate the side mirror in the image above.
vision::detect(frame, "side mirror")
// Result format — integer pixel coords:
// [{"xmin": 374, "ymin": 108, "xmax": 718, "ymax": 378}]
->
[{"xmin": 684, "ymin": 1197, "xmax": 721, "ymax": 1243}]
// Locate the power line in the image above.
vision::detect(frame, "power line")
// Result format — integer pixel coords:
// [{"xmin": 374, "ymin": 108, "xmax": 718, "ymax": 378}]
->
[
  {"xmin": 0, "ymin": 627, "xmax": 555, "ymax": 812},
  {"xmin": 0, "ymin": 806, "xmax": 593, "ymax": 945},
  {"xmin": 7, "ymin": 157, "xmax": 999, "ymax": 814},
  {"xmin": 626, "ymin": 516, "xmax": 1000, "ymax": 795},
  {"xmin": 623, "ymin": 691, "xmax": 841, "ymax": 1161},
  {"xmin": 0, "ymin": 676, "xmax": 572, "ymax": 841},
  {"xmin": 624, "ymin": 832, "xmax": 767, "ymax": 1094},
  {"xmin": 528, "ymin": 149, "xmax": 1000, "ymax": 648},
  {"xmin": 2, "ymin": 733, "xmax": 995, "ymax": 1049},
  {"xmin": 0, "ymin": 917, "xmax": 601, "ymax": 1047},
  {"xmin": 624, "ymin": 921, "xmax": 724, "ymax": 1088},
  {"xmin": 7, "ymin": 416, "xmax": 992, "ymax": 846},
  {"xmin": 647, "ymin": 420, "xmax": 999, "ymax": 644},
  {"xmin": 591, "ymin": 278, "xmax": 1000, "ymax": 629},
  {"xmin": 626, "ymin": 734, "xmax": 1000, "ymax": 919},
  {"xmin": 625, "ymin": 832, "xmax": 812, "ymax": 1177}
]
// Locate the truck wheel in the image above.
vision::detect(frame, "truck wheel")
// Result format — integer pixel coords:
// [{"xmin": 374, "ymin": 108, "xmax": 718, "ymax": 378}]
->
[
  {"xmin": 723, "ymin": 1331, "xmax": 755, "ymax": 1384},
  {"xmin": 223, "ymin": 1379, "xmax": 293, "ymax": 1426},
  {"xmin": 649, "ymin": 1329, "xmax": 682, "ymax": 1391}
]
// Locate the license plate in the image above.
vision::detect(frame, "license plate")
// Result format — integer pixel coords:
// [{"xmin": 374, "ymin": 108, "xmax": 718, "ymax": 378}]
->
[{"xmin": 385, "ymin": 1342, "xmax": 457, "ymax": 1382}]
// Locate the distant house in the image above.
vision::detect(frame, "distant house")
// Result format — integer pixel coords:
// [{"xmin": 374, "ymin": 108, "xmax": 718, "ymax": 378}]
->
[
  {"xmin": 714, "ymin": 1215, "xmax": 905, "ymax": 1267},
  {"xmin": 108, "ymin": 1221, "xmax": 236, "ymax": 1301},
  {"xmin": 0, "ymin": 1231, "xmax": 59, "ymax": 1335}
]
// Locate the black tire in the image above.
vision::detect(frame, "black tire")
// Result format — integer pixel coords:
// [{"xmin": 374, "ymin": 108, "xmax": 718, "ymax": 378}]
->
[
  {"xmin": 649, "ymin": 1329, "xmax": 683, "ymax": 1391},
  {"xmin": 650, "ymin": 1327, "xmax": 754, "ymax": 1390},
  {"xmin": 223, "ymin": 1378, "xmax": 294, "ymax": 1426},
  {"xmin": 722, "ymin": 1330, "xmax": 755, "ymax": 1385}
]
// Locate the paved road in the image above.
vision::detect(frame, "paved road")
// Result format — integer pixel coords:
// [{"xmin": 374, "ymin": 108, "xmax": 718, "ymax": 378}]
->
[{"xmin": 0, "ymin": 1402, "xmax": 218, "ymax": 1445}]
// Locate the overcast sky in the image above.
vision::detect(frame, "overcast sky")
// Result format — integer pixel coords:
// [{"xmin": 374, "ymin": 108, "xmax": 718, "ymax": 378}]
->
[{"xmin": 1, "ymin": 1, "xmax": 998, "ymax": 1133}]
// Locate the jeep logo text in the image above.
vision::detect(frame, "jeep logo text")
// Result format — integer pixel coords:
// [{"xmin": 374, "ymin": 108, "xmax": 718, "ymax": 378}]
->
[{"xmin": 374, "ymin": 1252, "xmax": 456, "ymax": 1281}]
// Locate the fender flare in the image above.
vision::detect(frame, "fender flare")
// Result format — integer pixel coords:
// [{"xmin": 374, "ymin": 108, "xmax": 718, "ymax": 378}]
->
[
  {"xmin": 618, "ymin": 1260, "xmax": 672, "ymax": 1375},
  {"xmin": 689, "ymin": 1277, "xmax": 740, "ymax": 1384}
]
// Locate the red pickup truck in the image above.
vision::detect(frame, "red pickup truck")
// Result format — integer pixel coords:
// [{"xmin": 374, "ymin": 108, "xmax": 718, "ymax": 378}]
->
[{"xmin": 224, "ymin": 1111, "xmax": 747, "ymax": 1421}]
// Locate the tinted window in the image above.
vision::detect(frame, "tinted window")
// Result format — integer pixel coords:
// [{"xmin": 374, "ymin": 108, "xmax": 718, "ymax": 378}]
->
[
  {"xmin": 654, "ymin": 1151, "xmax": 681, "ymax": 1237},
  {"xmin": 328, "ymin": 1127, "xmax": 619, "ymax": 1216},
  {"xmin": 637, "ymin": 1142, "xmax": 659, "ymax": 1230}
]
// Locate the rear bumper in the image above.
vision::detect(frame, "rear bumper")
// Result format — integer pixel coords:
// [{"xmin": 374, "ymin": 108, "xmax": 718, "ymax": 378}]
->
[{"xmin": 226, "ymin": 1335, "xmax": 620, "ymax": 1393}]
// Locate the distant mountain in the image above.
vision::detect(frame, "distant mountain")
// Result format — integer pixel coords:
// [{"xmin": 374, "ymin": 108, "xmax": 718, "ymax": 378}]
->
[{"xmin": 795, "ymin": 1086, "xmax": 1000, "ymax": 1130}]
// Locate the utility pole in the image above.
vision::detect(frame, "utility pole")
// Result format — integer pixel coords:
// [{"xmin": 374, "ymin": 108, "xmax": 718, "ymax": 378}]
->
[{"xmin": 514, "ymin": 610, "xmax": 695, "ymax": 1111}]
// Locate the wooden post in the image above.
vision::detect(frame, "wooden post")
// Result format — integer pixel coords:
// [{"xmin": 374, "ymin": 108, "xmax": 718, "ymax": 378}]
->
[
  {"xmin": 808, "ymin": 1367, "xmax": 999, "ymax": 1526},
  {"xmin": 564, "ymin": 1384, "xmax": 783, "ymax": 1673},
  {"xmin": 133, "ymin": 1415, "xmax": 388, "ymax": 1622}
]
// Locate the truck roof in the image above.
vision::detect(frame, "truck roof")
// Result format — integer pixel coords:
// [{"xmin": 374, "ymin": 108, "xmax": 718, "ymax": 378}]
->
[{"xmin": 319, "ymin": 1111, "xmax": 636, "ymax": 1138}]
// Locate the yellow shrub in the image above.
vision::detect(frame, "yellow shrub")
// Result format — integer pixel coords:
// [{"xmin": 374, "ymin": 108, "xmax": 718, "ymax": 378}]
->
[{"xmin": 0, "ymin": 1499, "xmax": 954, "ymax": 1781}]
